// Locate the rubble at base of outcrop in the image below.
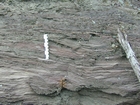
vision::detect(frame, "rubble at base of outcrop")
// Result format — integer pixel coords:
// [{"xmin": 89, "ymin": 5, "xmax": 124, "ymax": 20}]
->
[{"xmin": 0, "ymin": 0, "xmax": 140, "ymax": 105}]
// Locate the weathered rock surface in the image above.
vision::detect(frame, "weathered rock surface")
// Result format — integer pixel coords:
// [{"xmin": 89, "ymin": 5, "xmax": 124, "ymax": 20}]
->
[{"xmin": 0, "ymin": 0, "xmax": 140, "ymax": 105}]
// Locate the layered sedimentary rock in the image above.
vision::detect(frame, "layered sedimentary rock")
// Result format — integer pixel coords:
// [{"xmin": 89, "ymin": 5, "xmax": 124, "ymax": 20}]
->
[{"xmin": 0, "ymin": 0, "xmax": 140, "ymax": 105}]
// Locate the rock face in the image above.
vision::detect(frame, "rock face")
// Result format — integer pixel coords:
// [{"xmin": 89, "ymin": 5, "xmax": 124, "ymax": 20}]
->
[{"xmin": 0, "ymin": 0, "xmax": 140, "ymax": 105}]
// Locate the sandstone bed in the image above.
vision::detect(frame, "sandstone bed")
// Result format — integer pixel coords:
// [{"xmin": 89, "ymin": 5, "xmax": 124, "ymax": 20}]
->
[{"xmin": 0, "ymin": 0, "xmax": 140, "ymax": 105}]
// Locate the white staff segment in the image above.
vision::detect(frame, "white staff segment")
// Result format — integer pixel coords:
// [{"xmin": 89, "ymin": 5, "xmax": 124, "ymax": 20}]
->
[{"xmin": 44, "ymin": 34, "xmax": 49, "ymax": 60}]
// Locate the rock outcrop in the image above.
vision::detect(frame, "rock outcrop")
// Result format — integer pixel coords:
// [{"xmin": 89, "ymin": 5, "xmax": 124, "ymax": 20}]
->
[{"xmin": 0, "ymin": 0, "xmax": 140, "ymax": 105}]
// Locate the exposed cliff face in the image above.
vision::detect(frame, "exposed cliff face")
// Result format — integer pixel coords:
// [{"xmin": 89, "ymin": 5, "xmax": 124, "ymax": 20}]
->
[{"xmin": 0, "ymin": 0, "xmax": 140, "ymax": 105}]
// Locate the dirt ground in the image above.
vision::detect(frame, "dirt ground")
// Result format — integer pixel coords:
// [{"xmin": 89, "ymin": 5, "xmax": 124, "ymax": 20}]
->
[{"xmin": 0, "ymin": 0, "xmax": 140, "ymax": 105}]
